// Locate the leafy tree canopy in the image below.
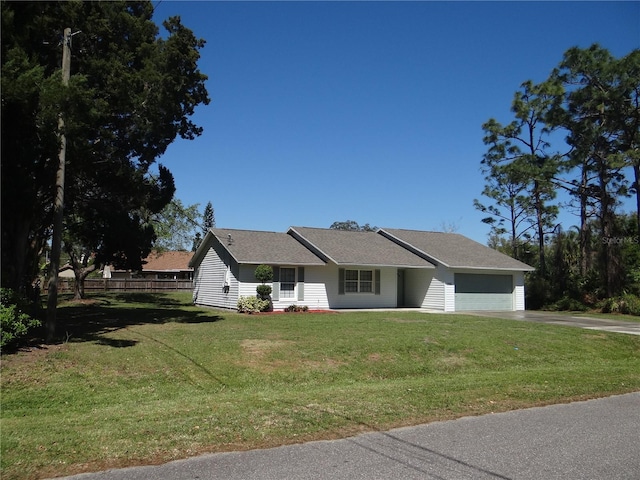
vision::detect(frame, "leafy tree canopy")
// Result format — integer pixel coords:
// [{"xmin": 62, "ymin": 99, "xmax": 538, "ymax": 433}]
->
[
  {"xmin": 330, "ymin": 220, "xmax": 377, "ymax": 232},
  {"xmin": 1, "ymin": 1, "xmax": 210, "ymax": 293}
]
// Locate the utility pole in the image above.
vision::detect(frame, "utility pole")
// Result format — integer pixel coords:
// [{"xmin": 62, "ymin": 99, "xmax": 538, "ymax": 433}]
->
[{"xmin": 46, "ymin": 28, "xmax": 72, "ymax": 343}]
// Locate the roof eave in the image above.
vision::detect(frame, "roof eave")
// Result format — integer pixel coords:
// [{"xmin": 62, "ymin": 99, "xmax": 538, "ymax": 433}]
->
[
  {"xmin": 333, "ymin": 261, "xmax": 435, "ymax": 269},
  {"xmin": 450, "ymin": 265, "xmax": 536, "ymax": 272}
]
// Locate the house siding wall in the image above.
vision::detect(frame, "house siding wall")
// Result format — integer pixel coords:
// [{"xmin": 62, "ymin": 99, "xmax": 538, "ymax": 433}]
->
[
  {"xmin": 404, "ymin": 269, "xmax": 436, "ymax": 309},
  {"xmin": 514, "ymin": 271, "xmax": 526, "ymax": 310},
  {"xmin": 234, "ymin": 264, "xmax": 331, "ymax": 310},
  {"xmin": 325, "ymin": 264, "xmax": 397, "ymax": 309},
  {"xmin": 192, "ymin": 241, "xmax": 239, "ymax": 310},
  {"xmin": 274, "ymin": 266, "xmax": 330, "ymax": 310},
  {"xmin": 414, "ymin": 265, "xmax": 454, "ymax": 311}
]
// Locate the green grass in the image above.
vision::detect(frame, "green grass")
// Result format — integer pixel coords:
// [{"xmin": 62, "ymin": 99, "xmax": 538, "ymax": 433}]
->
[
  {"xmin": 2, "ymin": 292, "xmax": 639, "ymax": 480},
  {"xmin": 570, "ymin": 311, "xmax": 640, "ymax": 323}
]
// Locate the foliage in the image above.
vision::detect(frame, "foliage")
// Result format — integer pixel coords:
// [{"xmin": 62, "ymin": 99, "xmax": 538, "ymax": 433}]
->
[
  {"xmin": 254, "ymin": 264, "xmax": 274, "ymax": 284},
  {"xmin": 599, "ymin": 295, "xmax": 640, "ymax": 316},
  {"xmin": 256, "ymin": 284, "xmax": 272, "ymax": 299},
  {"xmin": 191, "ymin": 232, "xmax": 203, "ymax": 252},
  {"xmin": 330, "ymin": 220, "xmax": 378, "ymax": 232},
  {"xmin": 0, "ymin": 288, "xmax": 41, "ymax": 350},
  {"xmin": 285, "ymin": 304, "xmax": 309, "ymax": 312},
  {"xmin": 547, "ymin": 296, "xmax": 589, "ymax": 312},
  {"xmin": 478, "ymin": 79, "xmax": 561, "ymax": 269},
  {"xmin": 153, "ymin": 199, "xmax": 202, "ymax": 251},
  {"xmin": 1, "ymin": 1, "xmax": 209, "ymax": 299},
  {"xmin": 237, "ymin": 295, "xmax": 270, "ymax": 313},
  {"xmin": 479, "ymin": 44, "xmax": 640, "ymax": 308},
  {"xmin": 202, "ymin": 201, "xmax": 215, "ymax": 235},
  {"xmin": 2, "ymin": 293, "xmax": 639, "ymax": 479}
]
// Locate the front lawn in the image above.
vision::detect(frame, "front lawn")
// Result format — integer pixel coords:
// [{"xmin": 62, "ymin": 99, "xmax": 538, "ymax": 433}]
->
[{"xmin": 2, "ymin": 292, "xmax": 639, "ymax": 480}]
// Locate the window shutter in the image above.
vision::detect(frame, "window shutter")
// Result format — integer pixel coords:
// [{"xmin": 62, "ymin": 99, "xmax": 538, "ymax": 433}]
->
[
  {"xmin": 375, "ymin": 269, "xmax": 381, "ymax": 295},
  {"xmin": 338, "ymin": 268, "xmax": 345, "ymax": 295},
  {"xmin": 272, "ymin": 266, "xmax": 280, "ymax": 301},
  {"xmin": 297, "ymin": 267, "xmax": 305, "ymax": 301}
]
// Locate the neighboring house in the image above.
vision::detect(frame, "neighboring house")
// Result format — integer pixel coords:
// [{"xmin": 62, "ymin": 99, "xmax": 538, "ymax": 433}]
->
[
  {"xmin": 110, "ymin": 251, "xmax": 194, "ymax": 280},
  {"xmin": 58, "ymin": 264, "xmax": 76, "ymax": 278},
  {"xmin": 190, "ymin": 226, "xmax": 534, "ymax": 312}
]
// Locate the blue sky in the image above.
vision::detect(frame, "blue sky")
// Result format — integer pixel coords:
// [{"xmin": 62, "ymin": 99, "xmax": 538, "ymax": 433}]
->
[{"xmin": 152, "ymin": 1, "xmax": 639, "ymax": 243}]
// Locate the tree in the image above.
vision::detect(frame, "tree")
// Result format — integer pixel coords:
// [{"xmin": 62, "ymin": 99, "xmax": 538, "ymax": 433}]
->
[
  {"xmin": 192, "ymin": 232, "xmax": 202, "ymax": 252},
  {"xmin": 1, "ymin": 1, "xmax": 210, "ymax": 339},
  {"xmin": 549, "ymin": 44, "xmax": 636, "ymax": 296},
  {"xmin": 329, "ymin": 220, "xmax": 377, "ymax": 231},
  {"xmin": 474, "ymin": 162, "xmax": 534, "ymax": 260},
  {"xmin": 63, "ymin": 165, "xmax": 176, "ymax": 300},
  {"xmin": 153, "ymin": 198, "xmax": 202, "ymax": 251},
  {"xmin": 479, "ymin": 80, "xmax": 561, "ymax": 274},
  {"xmin": 202, "ymin": 201, "xmax": 215, "ymax": 234}
]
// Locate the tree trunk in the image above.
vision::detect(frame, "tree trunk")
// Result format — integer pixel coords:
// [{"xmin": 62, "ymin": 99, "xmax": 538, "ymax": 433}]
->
[
  {"xmin": 579, "ymin": 164, "xmax": 590, "ymax": 277},
  {"xmin": 634, "ymin": 163, "xmax": 640, "ymax": 236},
  {"xmin": 533, "ymin": 180, "xmax": 546, "ymax": 277},
  {"xmin": 73, "ymin": 264, "xmax": 97, "ymax": 300}
]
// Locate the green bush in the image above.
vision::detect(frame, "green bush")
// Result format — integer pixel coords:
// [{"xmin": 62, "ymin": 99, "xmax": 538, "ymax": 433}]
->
[
  {"xmin": 285, "ymin": 305, "xmax": 309, "ymax": 313},
  {"xmin": 256, "ymin": 284, "xmax": 272, "ymax": 299},
  {"xmin": 1, "ymin": 288, "xmax": 41, "ymax": 350},
  {"xmin": 600, "ymin": 294, "xmax": 640, "ymax": 316},
  {"xmin": 254, "ymin": 264, "xmax": 273, "ymax": 284},
  {"xmin": 549, "ymin": 296, "xmax": 588, "ymax": 312},
  {"xmin": 237, "ymin": 296, "xmax": 270, "ymax": 314}
]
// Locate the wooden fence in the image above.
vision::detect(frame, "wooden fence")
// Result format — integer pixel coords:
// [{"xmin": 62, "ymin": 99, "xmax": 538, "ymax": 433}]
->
[{"xmin": 54, "ymin": 278, "xmax": 193, "ymax": 293}]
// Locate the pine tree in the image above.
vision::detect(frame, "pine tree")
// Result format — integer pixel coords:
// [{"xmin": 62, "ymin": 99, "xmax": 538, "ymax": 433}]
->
[{"xmin": 202, "ymin": 202, "xmax": 215, "ymax": 235}]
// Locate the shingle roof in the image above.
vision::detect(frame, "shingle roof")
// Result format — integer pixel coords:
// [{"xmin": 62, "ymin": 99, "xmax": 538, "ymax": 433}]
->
[
  {"xmin": 379, "ymin": 228, "xmax": 535, "ymax": 271},
  {"xmin": 142, "ymin": 251, "xmax": 194, "ymax": 272},
  {"xmin": 289, "ymin": 227, "xmax": 435, "ymax": 268},
  {"xmin": 209, "ymin": 228, "xmax": 326, "ymax": 266}
]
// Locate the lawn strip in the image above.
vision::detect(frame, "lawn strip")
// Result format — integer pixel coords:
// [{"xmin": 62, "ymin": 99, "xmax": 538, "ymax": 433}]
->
[{"xmin": 1, "ymin": 293, "xmax": 639, "ymax": 480}]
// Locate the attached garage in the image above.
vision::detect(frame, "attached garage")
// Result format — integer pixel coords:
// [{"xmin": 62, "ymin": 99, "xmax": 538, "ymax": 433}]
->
[{"xmin": 454, "ymin": 273, "xmax": 514, "ymax": 311}]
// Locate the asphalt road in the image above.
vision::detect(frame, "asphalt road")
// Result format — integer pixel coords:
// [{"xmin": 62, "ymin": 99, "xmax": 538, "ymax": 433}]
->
[{"xmin": 55, "ymin": 392, "xmax": 640, "ymax": 480}]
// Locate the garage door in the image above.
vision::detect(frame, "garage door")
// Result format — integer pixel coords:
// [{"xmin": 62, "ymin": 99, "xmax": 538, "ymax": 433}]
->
[{"xmin": 454, "ymin": 274, "xmax": 513, "ymax": 311}]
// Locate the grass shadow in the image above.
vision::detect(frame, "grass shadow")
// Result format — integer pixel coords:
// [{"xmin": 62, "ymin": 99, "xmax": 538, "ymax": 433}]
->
[{"xmin": 47, "ymin": 292, "xmax": 224, "ymax": 347}]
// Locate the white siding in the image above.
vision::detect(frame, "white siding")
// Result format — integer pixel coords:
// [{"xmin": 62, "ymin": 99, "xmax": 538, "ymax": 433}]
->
[
  {"xmin": 271, "ymin": 266, "xmax": 330, "ymax": 310},
  {"xmin": 443, "ymin": 269, "xmax": 456, "ymax": 312},
  {"xmin": 514, "ymin": 271, "xmax": 526, "ymax": 310},
  {"xmin": 315, "ymin": 264, "xmax": 397, "ymax": 309},
  {"xmin": 424, "ymin": 270, "xmax": 447, "ymax": 310},
  {"xmin": 420, "ymin": 265, "xmax": 454, "ymax": 311},
  {"xmin": 192, "ymin": 242, "xmax": 238, "ymax": 310}
]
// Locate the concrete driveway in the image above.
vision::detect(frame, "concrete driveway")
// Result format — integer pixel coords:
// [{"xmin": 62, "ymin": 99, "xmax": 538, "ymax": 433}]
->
[{"xmin": 461, "ymin": 310, "xmax": 640, "ymax": 336}]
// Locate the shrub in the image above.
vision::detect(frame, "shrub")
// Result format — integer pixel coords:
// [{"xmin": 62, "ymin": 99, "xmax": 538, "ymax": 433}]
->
[
  {"xmin": 600, "ymin": 294, "xmax": 640, "ymax": 316},
  {"xmin": 285, "ymin": 305, "xmax": 309, "ymax": 313},
  {"xmin": 237, "ymin": 296, "xmax": 270, "ymax": 314},
  {"xmin": 256, "ymin": 284, "xmax": 272, "ymax": 299},
  {"xmin": 549, "ymin": 296, "xmax": 588, "ymax": 312},
  {"xmin": 1, "ymin": 288, "xmax": 41, "ymax": 350},
  {"xmin": 254, "ymin": 264, "xmax": 273, "ymax": 284}
]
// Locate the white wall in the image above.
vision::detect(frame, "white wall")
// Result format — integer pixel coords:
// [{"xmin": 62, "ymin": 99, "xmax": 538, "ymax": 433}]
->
[
  {"xmin": 192, "ymin": 241, "xmax": 238, "ymax": 310},
  {"xmin": 414, "ymin": 265, "xmax": 454, "ymax": 311},
  {"xmin": 325, "ymin": 264, "xmax": 398, "ymax": 309},
  {"xmin": 514, "ymin": 271, "xmax": 526, "ymax": 310}
]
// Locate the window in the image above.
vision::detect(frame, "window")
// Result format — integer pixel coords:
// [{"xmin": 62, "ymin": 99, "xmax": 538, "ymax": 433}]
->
[
  {"xmin": 345, "ymin": 269, "xmax": 373, "ymax": 293},
  {"xmin": 280, "ymin": 267, "xmax": 295, "ymax": 298}
]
